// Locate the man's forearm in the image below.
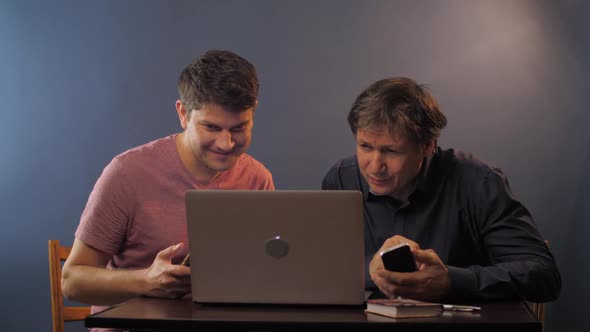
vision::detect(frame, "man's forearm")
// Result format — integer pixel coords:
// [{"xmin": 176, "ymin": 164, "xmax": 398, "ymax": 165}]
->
[
  {"xmin": 62, "ymin": 264, "xmax": 148, "ymax": 306},
  {"xmin": 446, "ymin": 259, "xmax": 561, "ymax": 302}
]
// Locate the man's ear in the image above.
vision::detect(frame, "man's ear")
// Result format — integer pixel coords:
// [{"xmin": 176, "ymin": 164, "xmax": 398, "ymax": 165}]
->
[
  {"xmin": 175, "ymin": 100, "xmax": 189, "ymax": 129},
  {"xmin": 252, "ymin": 100, "xmax": 258, "ymax": 116},
  {"xmin": 423, "ymin": 140, "xmax": 436, "ymax": 158}
]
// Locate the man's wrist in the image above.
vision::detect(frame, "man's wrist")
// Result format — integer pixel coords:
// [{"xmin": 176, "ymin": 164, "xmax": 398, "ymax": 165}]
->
[
  {"xmin": 438, "ymin": 267, "xmax": 451, "ymax": 299},
  {"xmin": 130, "ymin": 268, "xmax": 151, "ymax": 296}
]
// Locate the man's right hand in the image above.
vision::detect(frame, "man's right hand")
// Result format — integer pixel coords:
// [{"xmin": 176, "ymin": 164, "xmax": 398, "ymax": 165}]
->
[
  {"xmin": 143, "ymin": 243, "xmax": 192, "ymax": 299},
  {"xmin": 369, "ymin": 235, "xmax": 421, "ymax": 296},
  {"xmin": 369, "ymin": 235, "xmax": 450, "ymax": 301},
  {"xmin": 63, "ymin": 238, "xmax": 192, "ymax": 306}
]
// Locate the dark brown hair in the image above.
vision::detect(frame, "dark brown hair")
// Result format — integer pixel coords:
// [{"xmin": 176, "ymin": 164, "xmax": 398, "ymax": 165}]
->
[
  {"xmin": 347, "ymin": 77, "xmax": 447, "ymax": 144},
  {"xmin": 178, "ymin": 50, "xmax": 259, "ymax": 113}
]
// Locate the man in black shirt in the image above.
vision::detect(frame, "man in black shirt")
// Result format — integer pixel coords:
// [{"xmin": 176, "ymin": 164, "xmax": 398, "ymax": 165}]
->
[{"xmin": 322, "ymin": 77, "xmax": 560, "ymax": 303}]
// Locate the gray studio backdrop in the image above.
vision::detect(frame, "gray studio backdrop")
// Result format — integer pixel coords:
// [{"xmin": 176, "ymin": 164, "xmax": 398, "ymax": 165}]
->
[{"xmin": 1, "ymin": 0, "xmax": 588, "ymax": 331}]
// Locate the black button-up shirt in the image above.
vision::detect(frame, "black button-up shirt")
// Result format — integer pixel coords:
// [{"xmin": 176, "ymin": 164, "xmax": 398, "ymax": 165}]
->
[{"xmin": 322, "ymin": 147, "xmax": 561, "ymax": 302}]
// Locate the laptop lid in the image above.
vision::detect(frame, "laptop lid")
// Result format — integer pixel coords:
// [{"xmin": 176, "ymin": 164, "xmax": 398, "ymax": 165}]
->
[{"xmin": 185, "ymin": 190, "xmax": 365, "ymax": 305}]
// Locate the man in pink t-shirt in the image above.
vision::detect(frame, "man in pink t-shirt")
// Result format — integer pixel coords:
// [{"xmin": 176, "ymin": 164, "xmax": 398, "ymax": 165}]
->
[{"xmin": 62, "ymin": 50, "xmax": 274, "ymax": 320}]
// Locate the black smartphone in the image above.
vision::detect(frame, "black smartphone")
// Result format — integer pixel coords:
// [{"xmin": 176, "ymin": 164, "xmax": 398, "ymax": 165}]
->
[{"xmin": 380, "ymin": 243, "xmax": 417, "ymax": 272}]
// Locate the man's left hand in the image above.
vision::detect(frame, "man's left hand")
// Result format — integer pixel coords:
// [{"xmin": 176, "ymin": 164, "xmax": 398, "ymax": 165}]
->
[{"xmin": 375, "ymin": 249, "xmax": 450, "ymax": 302}]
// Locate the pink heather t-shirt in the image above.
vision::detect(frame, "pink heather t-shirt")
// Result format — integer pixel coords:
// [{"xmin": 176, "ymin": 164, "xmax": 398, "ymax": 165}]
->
[{"xmin": 75, "ymin": 134, "xmax": 274, "ymax": 325}]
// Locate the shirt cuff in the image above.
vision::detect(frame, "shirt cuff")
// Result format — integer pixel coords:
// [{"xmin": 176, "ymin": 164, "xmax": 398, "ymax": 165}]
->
[{"xmin": 447, "ymin": 265, "xmax": 477, "ymax": 300}]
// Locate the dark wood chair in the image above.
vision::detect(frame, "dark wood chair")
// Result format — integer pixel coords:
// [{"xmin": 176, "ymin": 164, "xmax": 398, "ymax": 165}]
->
[
  {"xmin": 528, "ymin": 240, "xmax": 550, "ymax": 331},
  {"xmin": 48, "ymin": 240, "xmax": 91, "ymax": 332},
  {"xmin": 532, "ymin": 301, "xmax": 545, "ymax": 323}
]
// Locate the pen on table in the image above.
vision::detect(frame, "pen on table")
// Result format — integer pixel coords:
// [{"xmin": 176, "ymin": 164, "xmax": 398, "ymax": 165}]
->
[{"xmin": 443, "ymin": 304, "xmax": 481, "ymax": 312}]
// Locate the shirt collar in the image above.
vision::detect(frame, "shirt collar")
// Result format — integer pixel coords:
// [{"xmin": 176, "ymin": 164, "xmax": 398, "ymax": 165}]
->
[{"xmin": 412, "ymin": 148, "xmax": 435, "ymax": 196}]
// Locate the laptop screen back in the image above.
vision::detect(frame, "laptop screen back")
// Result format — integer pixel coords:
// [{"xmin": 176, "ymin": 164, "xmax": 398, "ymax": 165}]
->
[{"xmin": 185, "ymin": 190, "xmax": 365, "ymax": 305}]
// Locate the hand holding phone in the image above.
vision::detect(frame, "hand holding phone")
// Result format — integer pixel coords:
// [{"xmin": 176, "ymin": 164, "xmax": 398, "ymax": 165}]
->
[
  {"xmin": 180, "ymin": 253, "xmax": 190, "ymax": 266},
  {"xmin": 380, "ymin": 243, "xmax": 417, "ymax": 272}
]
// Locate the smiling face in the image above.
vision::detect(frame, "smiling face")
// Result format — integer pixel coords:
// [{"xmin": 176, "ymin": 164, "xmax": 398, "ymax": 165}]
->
[
  {"xmin": 176, "ymin": 101, "xmax": 254, "ymax": 183},
  {"xmin": 356, "ymin": 127, "xmax": 434, "ymax": 200}
]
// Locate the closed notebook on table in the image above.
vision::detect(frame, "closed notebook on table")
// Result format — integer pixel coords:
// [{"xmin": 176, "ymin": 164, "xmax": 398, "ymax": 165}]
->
[{"xmin": 366, "ymin": 298, "xmax": 443, "ymax": 319}]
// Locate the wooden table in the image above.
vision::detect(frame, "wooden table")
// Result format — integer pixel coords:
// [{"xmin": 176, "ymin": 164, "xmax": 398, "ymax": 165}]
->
[{"xmin": 86, "ymin": 297, "xmax": 541, "ymax": 332}]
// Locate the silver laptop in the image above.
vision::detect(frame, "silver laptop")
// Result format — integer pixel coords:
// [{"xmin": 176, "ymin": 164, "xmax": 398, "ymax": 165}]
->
[{"xmin": 185, "ymin": 190, "xmax": 365, "ymax": 305}]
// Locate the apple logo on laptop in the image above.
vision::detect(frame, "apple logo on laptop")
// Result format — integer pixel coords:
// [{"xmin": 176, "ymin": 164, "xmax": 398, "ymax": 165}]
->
[{"xmin": 265, "ymin": 236, "xmax": 289, "ymax": 259}]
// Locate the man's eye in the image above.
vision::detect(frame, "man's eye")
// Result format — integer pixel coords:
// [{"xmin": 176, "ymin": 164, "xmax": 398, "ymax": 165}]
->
[
  {"xmin": 205, "ymin": 124, "xmax": 220, "ymax": 130},
  {"xmin": 231, "ymin": 126, "xmax": 245, "ymax": 133},
  {"xmin": 384, "ymin": 149, "xmax": 399, "ymax": 154},
  {"xmin": 359, "ymin": 144, "xmax": 371, "ymax": 150}
]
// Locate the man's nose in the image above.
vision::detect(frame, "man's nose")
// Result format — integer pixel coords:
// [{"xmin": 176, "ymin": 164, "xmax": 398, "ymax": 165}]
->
[
  {"xmin": 216, "ymin": 130, "xmax": 235, "ymax": 152},
  {"xmin": 368, "ymin": 152, "xmax": 386, "ymax": 174}
]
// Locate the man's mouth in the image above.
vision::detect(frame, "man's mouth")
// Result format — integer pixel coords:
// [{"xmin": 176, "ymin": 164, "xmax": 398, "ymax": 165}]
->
[
  {"xmin": 368, "ymin": 176, "xmax": 389, "ymax": 184},
  {"xmin": 209, "ymin": 149, "xmax": 234, "ymax": 156}
]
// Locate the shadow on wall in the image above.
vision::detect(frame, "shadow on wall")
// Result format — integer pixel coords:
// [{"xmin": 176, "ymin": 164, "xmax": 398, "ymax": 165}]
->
[{"xmin": 549, "ymin": 147, "xmax": 590, "ymax": 332}]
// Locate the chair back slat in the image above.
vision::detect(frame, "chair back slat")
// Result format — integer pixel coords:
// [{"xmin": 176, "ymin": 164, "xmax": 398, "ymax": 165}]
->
[{"xmin": 48, "ymin": 240, "xmax": 91, "ymax": 332}]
